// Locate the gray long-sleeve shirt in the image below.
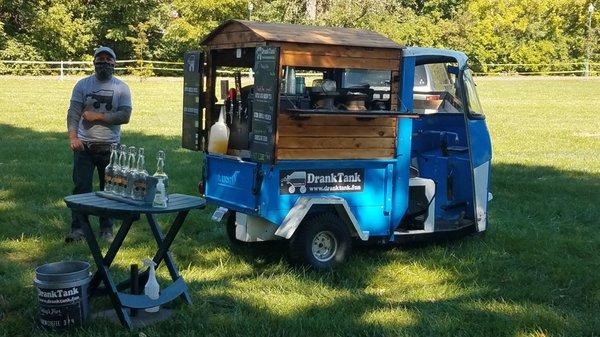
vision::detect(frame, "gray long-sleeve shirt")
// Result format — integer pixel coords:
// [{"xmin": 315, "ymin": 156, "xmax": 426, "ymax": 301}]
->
[{"xmin": 67, "ymin": 75, "xmax": 132, "ymax": 143}]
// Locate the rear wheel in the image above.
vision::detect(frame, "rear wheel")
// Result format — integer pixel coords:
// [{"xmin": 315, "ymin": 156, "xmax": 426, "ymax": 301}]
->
[
  {"xmin": 289, "ymin": 212, "xmax": 351, "ymax": 269},
  {"xmin": 225, "ymin": 212, "xmax": 248, "ymax": 247}
]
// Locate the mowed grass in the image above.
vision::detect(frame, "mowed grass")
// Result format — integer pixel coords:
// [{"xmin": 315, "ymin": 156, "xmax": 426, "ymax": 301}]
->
[{"xmin": 0, "ymin": 75, "xmax": 599, "ymax": 337}]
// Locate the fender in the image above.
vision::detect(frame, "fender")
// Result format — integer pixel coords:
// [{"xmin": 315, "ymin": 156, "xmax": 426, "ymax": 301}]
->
[{"xmin": 274, "ymin": 196, "xmax": 369, "ymax": 241}]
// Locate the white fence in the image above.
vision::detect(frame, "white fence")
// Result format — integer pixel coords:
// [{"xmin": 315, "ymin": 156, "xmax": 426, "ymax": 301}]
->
[
  {"xmin": 0, "ymin": 60, "xmax": 185, "ymax": 79},
  {"xmin": 0, "ymin": 59, "xmax": 598, "ymax": 77}
]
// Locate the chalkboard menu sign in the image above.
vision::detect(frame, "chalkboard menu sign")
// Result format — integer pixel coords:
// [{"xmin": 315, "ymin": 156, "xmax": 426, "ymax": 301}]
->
[
  {"xmin": 250, "ymin": 47, "xmax": 280, "ymax": 163},
  {"xmin": 182, "ymin": 51, "xmax": 205, "ymax": 151}
]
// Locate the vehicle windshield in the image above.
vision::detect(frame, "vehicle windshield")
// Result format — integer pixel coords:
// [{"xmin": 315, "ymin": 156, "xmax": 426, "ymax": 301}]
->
[{"xmin": 463, "ymin": 68, "xmax": 484, "ymax": 116}]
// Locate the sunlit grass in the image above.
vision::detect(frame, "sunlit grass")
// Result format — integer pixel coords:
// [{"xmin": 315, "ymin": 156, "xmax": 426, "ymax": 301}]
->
[{"xmin": 0, "ymin": 75, "xmax": 599, "ymax": 336}]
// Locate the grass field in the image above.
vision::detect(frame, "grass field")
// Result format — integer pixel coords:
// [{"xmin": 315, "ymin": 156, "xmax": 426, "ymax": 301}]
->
[{"xmin": 0, "ymin": 75, "xmax": 599, "ymax": 337}]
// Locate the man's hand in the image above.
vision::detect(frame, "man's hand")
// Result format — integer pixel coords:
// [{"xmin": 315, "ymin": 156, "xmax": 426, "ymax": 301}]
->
[
  {"xmin": 69, "ymin": 132, "xmax": 84, "ymax": 151},
  {"xmin": 82, "ymin": 111, "xmax": 105, "ymax": 122}
]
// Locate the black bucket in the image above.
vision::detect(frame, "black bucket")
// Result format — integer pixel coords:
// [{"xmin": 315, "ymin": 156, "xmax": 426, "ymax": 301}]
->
[{"xmin": 33, "ymin": 261, "xmax": 91, "ymax": 330}]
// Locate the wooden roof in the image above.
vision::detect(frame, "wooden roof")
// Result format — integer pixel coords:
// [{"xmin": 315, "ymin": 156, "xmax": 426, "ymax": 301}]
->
[{"xmin": 201, "ymin": 20, "xmax": 402, "ymax": 50}]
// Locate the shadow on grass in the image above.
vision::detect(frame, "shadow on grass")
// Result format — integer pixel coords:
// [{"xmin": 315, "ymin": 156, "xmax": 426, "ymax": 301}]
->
[{"xmin": 1, "ymin": 123, "xmax": 599, "ymax": 336}]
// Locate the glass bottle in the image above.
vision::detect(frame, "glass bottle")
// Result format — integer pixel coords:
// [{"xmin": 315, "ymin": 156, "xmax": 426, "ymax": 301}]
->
[
  {"xmin": 152, "ymin": 150, "xmax": 169, "ymax": 201},
  {"xmin": 124, "ymin": 146, "xmax": 137, "ymax": 198},
  {"xmin": 132, "ymin": 148, "xmax": 148, "ymax": 200},
  {"xmin": 104, "ymin": 143, "xmax": 118, "ymax": 193},
  {"xmin": 116, "ymin": 144, "xmax": 128, "ymax": 195}
]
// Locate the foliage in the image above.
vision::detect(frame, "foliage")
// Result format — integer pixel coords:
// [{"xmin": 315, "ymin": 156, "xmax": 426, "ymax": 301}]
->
[{"xmin": 0, "ymin": 0, "xmax": 598, "ymax": 73}]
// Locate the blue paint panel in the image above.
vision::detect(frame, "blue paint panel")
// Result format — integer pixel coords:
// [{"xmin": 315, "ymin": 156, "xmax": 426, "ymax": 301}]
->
[
  {"xmin": 204, "ymin": 154, "xmax": 259, "ymax": 213},
  {"xmin": 400, "ymin": 56, "xmax": 415, "ymax": 112},
  {"xmin": 390, "ymin": 118, "xmax": 412, "ymax": 232},
  {"xmin": 255, "ymin": 159, "xmax": 403, "ymax": 236},
  {"xmin": 467, "ymin": 119, "xmax": 492, "ymax": 167}
]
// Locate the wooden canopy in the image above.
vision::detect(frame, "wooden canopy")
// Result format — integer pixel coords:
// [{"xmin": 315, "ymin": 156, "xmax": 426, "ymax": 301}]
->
[
  {"xmin": 201, "ymin": 20, "xmax": 403, "ymax": 50},
  {"xmin": 201, "ymin": 20, "xmax": 402, "ymax": 70}
]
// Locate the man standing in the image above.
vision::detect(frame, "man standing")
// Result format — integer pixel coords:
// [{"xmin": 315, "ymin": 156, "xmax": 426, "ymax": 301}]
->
[{"xmin": 65, "ymin": 46, "xmax": 132, "ymax": 243}]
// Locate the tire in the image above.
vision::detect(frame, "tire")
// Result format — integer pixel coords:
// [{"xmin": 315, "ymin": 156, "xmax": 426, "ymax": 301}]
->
[
  {"xmin": 299, "ymin": 186, "xmax": 307, "ymax": 194},
  {"xmin": 225, "ymin": 211, "xmax": 248, "ymax": 247},
  {"xmin": 288, "ymin": 185, "xmax": 295, "ymax": 194},
  {"xmin": 289, "ymin": 212, "xmax": 352, "ymax": 269}
]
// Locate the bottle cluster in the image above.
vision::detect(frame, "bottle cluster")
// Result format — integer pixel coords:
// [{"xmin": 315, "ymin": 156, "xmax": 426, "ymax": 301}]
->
[{"xmin": 103, "ymin": 144, "xmax": 169, "ymax": 206}]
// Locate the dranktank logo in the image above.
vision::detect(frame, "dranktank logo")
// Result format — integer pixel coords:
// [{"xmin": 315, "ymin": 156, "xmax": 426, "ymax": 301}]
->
[{"xmin": 280, "ymin": 169, "xmax": 364, "ymax": 195}]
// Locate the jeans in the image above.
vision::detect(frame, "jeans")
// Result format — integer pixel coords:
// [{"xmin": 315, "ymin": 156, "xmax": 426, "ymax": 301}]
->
[{"xmin": 70, "ymin": 143, "xmax": 113, "ymax": 231}]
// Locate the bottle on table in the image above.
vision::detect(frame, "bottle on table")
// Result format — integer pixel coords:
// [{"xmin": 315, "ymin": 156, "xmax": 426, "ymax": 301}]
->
[
  {"xmin": 152, "ymin": 150, "xmax": 169, "ymax": 201},
  {"xmin": 132, "ymin": 147, "xmax": 148, "ymax": 200},
  {"xmin": 124, "ymin": 146, "xmax": 137, "ymax": 198},
  {"xmin": 115, "ymin": 144, "xmax": 128, "ymax": 195},
  {"xmin": 152, "ymin": 178, "xmax": 167, "ymax": 208},
  {"xmin": 104, "ymin": 143, "xmax": 119, "ymax": 193}
]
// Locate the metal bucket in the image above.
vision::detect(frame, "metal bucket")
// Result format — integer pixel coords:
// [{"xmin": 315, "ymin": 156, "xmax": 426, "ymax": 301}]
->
[{"xmin": 33, "ymin": 261, "xmax": 91, "ymax": 330}]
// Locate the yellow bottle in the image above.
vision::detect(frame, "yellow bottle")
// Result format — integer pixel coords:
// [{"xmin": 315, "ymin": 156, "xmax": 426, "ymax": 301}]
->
[{"xmin": 208, "ymin": 106, "xmax": 230, "ymax": 154}]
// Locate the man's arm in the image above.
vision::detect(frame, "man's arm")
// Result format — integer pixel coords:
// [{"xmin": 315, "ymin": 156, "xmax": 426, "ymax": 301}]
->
[
  {"xmin": 82, "ymin": 107, "xmax": 131, "ymax": 125},
  {"xmin": 66, "ymin": 100, "xmax": 84, "ymax": 151}
]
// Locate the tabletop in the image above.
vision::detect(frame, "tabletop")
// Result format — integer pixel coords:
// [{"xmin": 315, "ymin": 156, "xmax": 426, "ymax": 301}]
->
[{"xmin": 64, "ymin": 193, "xmax": 206, "ymax": 218}]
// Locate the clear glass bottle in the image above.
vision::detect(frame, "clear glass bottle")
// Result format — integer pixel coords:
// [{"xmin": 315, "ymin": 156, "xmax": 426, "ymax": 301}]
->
[
  {"xmin": 152, "ymin": 150, "xmax": 169, "ymax": 200},
  {"xmin": 116, "ymin": 144, "xmax": 128, "ymax": 195},
  {"xmin": 104, "ymin": 143, "xmax": 118, "ymax": 193},
  {"xmin": 132, "ymin": 148, "xmax": 148, "ymax": 200},
  {"xmin": 124, "ymin": 146, "xmax": 137, "ymax": 198}
]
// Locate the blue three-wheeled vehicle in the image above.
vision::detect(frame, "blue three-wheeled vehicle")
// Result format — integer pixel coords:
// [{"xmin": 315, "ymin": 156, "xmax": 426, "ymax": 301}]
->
[{"xmin": 181, "ymin": 20, "xmax": 492, "ymax": 268}]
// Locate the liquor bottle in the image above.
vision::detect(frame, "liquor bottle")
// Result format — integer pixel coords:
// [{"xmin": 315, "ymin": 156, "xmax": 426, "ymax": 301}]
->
[
  {"xmin": 116, "ymin": 144, "xmax": 128, "ymax": 195},
  {"xmin": 104, "ymin": 143, "xmax": 118, "ymax": 193},
  {"xmin": 152, "ymin": 150, "xmax": 169, "ymax": 201},
  {"xmin": 152, "ymin": 178, "xmax": 167, "ymax": 208},
  {"xmin": 125, "ymin": 146, "xmax": 137, "ymax": 198},
  {"xmin": 132, "ymin": 147, "xmax": 148, "ymax": 200}
]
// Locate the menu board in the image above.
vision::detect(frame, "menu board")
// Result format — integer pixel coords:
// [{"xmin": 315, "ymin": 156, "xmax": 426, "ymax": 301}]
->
[
  {"xmin": 250, "ymin": 47, "xmax": 280, "ymax": 163},
  {"xmin": 182, "ymin": 51, "xmax": 204, "ymax": 151}
]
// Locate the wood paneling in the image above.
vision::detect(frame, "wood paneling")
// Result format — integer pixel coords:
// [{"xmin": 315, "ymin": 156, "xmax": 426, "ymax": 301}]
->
[
  {"xmin": 278, "ymin": 148, "xmax": 395, "ymax": 160},
  {"xmin": 276, "ymin": 114, "xmax": 397, "ymax": 160},
  {"xmin": 280, "ymin": 52, "xmax": 399, "ymax": 70},
  {"xmin": 280, "ymin": 43, "xmax": 401, "ymax": 60},
  {"xmin": 278, "ymin": 125, "xmax": 396, "ymax": 138},
  {"xmin": 278, "ymin": 137, "xmax": 395, "ymax": 149}
]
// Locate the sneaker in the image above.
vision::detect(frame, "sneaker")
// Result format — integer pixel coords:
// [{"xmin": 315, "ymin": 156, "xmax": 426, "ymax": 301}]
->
[
  {"xmin": 65, "ymin": 229, "xmax": 85, "ymax": 243},
  {"xmin": 100, "ymin": 229, "xmax": 114, "ymax": 243}
]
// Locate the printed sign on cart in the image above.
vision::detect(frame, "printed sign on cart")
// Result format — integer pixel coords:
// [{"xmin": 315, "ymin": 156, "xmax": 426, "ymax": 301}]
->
[
  {"xmin": 280, "ymin": 169, "xmax": 364, "ymax": 195},
  {"xmin": 250, "ymin": 46, "xmax": 279, "ymax": 163}
]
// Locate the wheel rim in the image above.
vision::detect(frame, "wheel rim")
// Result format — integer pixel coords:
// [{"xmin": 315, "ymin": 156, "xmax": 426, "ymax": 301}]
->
[{"xmin": 311, "ymin": 230, "xmax": 338, "ymax": 262}]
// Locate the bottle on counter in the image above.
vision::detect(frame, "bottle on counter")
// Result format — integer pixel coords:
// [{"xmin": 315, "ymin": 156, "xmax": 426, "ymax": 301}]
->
[
  {"xmin": 132, "ymin": 147, "xmax": 148, "ymax": 200},
  {"xmin": 104, "ymin": 143, "xmax": 119, "ymax": 193},
  {"xmin": 207, "ymin": 106, "xmax": 229, "ymax": 154},
  {"xmin": 152, "ymin": 150, "xmax": 169, "ymax": 201}
]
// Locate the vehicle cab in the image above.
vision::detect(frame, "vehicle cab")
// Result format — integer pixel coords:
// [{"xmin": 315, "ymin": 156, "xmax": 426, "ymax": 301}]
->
[{"xmin": 181, "ymin": 21, "xmax": 492, "ymax": 268}]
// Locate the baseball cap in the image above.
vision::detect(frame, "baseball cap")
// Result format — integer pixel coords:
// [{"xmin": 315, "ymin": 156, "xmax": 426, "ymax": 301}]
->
[{"xmin": 94, "ymin": 46, "xmax": 116, "ymax": 60}]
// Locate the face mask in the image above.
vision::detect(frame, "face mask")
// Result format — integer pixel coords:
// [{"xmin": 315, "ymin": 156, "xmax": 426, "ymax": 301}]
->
[{"xmin": 94, "ymin": 61, "xmax": 114, "ymax": 81}]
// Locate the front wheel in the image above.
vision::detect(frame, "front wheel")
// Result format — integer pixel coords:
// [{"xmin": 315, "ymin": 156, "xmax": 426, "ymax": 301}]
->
[{"xmin": 289, "ymin": 212, "xmax": 351, "ymax": 269}]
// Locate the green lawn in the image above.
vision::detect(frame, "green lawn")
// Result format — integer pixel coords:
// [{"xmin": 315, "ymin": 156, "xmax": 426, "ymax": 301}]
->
[{"xmin": 0, "ymin": 75, "xmax": 599, "ymax": 337}]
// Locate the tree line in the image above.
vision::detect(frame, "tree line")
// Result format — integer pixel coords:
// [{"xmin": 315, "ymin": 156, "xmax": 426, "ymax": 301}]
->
[{"xmin": 0, "ymin": 0, "xmax": 598, "ymax": 74}]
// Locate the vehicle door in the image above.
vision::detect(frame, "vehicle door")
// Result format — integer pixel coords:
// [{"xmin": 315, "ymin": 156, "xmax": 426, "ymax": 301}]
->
[{"xmin": 461, "ymin": 68, "xmax": 492, "ymax": 231}]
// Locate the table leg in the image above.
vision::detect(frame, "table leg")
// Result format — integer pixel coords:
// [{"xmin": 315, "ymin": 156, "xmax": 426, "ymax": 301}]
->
[
  {"xmin": 146, "ymin": 212, "xmax": 192, "ymax": 304},
  {"xmin": 89, "ymin": 216, "xmax": 136, "ymax": 293},
  {"xmin": 80, "ymin": 218, "xmax": 133, "ymax": 329}
]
